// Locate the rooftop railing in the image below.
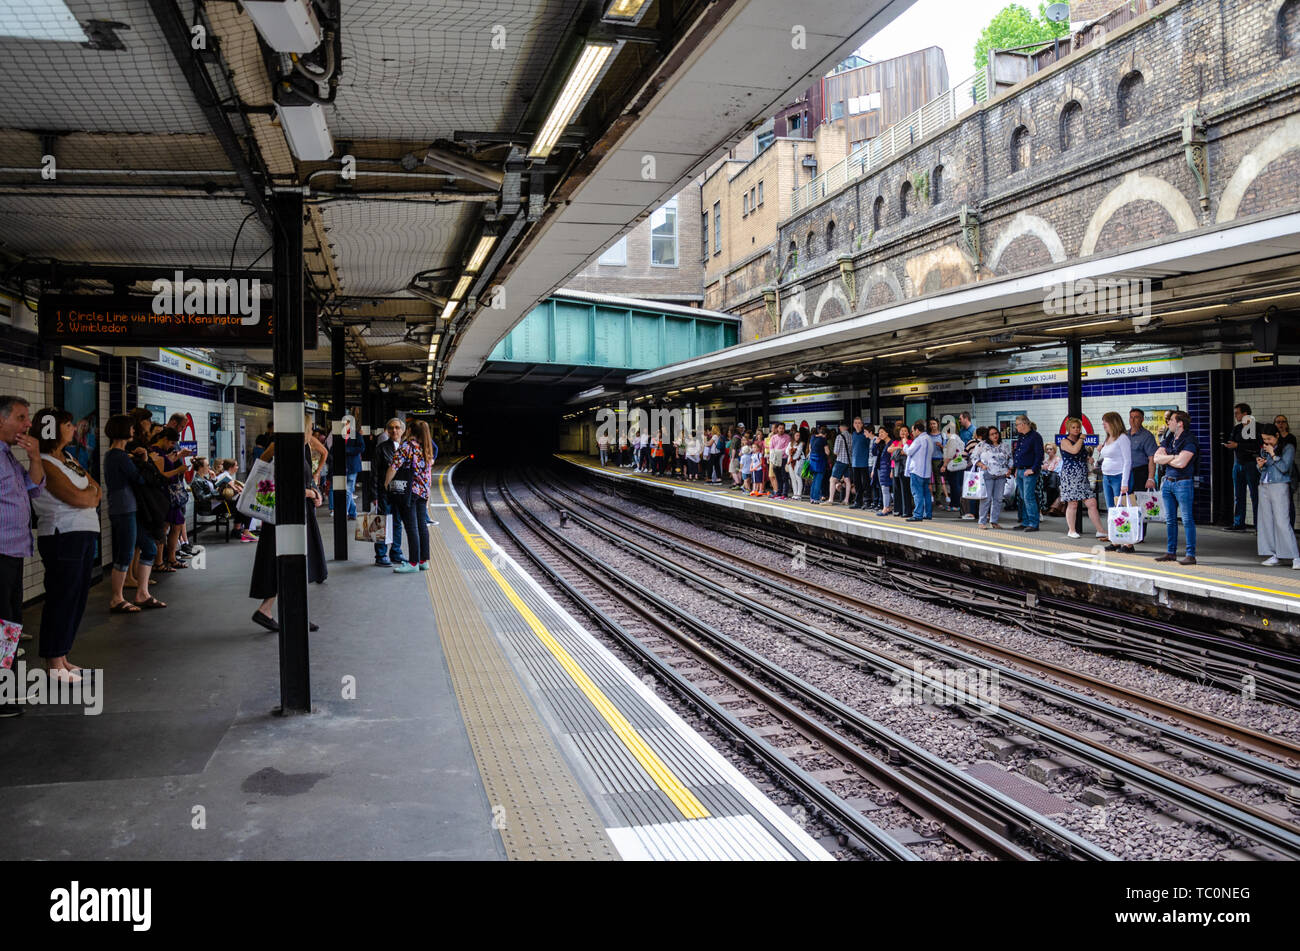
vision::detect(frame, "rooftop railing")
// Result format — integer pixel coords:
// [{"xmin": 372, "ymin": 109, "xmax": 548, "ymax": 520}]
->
[{"xmin": 791, "ymin": 72, "xmax": 985, "ymax": 215}]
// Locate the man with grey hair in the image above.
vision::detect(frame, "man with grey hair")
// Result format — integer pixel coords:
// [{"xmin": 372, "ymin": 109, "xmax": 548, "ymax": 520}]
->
[
  {"xmin": 0, "ymin": 396, "xmax": 46, "ymax": 718},
  {"xmin": 372, "ymin": 418, "xmax": 406, "ymax": 567}
]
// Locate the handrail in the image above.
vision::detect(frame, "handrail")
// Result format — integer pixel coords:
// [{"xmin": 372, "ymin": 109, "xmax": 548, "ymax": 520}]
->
[{"xmin": 791, "ymin": 72, "xmax": 985, "ymax": 215}]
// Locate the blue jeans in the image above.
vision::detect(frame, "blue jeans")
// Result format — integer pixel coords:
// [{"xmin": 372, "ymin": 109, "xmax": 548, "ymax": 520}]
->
[
  {"xmin": 810, "ymin": 468, "xmax": 825, "ymax": 501},
  {"xmin": 909, "ymin": 473, "xmax": 932, "ymax": 518},
  {"xmin": 1103, "ymin": 472, "xmax": 1126, "ymax": 507},
  {"xmin": 1231, "ymin": 459, "xmax": 1259, "ymax": 527},
  {"xmin": 346, "ymin": 472, "xmax": 358, "ymax": 518},
  {"xmin": 1016, "ymin": 470, "xmax": 1039, "ymax": 527},
  {"xmin": 374, "ymin": 493, "xmax": 404, "ymax": 563},
  {"xmin": 1162, "ymin": 478, "xmax": 1196, "ymax": 557}
]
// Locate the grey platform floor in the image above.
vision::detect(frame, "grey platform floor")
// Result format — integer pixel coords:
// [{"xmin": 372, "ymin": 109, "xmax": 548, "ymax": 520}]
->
[{"xmin": 0, "ymin": 514, "xmax": 505, "ymax": 861}]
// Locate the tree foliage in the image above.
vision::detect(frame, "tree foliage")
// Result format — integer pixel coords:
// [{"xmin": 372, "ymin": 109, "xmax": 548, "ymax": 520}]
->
[{"xmin": 974, "ymin": 3, "xmax": 1070, "ymax": 74}]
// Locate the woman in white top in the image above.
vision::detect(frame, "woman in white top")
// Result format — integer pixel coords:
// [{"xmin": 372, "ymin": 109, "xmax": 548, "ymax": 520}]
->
[
  {"xmin": 1098, "ymin": 411, "xmax": 1136, "ymax": 552},
  {"xmin": 30, "ymin": 409, "xmax": 101, "ymax": 682}
]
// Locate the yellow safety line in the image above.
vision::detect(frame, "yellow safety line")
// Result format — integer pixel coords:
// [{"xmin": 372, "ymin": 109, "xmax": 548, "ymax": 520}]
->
[
  {"xmin": 437, "ymin": 467, "xmax": 710, "ymax": 821},
  {"xmin": 561, "ymin": 455, "xmax": 1300, "ymax": 602}
]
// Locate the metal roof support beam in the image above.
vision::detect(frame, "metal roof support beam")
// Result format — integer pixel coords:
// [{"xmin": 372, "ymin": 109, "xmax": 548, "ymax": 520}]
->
[{"xmin": 147, "ymin": 0, "xmax": 274, "ymax": 232}]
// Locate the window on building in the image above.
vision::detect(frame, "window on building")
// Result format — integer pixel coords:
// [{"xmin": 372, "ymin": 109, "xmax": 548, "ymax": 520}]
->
[
  {"xmin": 900, "ymin": 180, "xmax": 912, "ymax": 219},
  {"xmin": 650, "ymin": 198, "xmax": 678, "ymax": 267},
  {"xmin": 1010, "ymin": 125, "xmax": 1030, "ymax": 172},
  {"xmin": 826, "ymin": 220, "xmax": 835, "ymax": 250},
  {"xmin": 712, "ymin": 201, "xmax": 721, "ymax": 255},
  {"xmin": 789, "ymin": 114, "xmax": 801, "ymax": 133},
  {"xmin": 872, "ymin": 195, "xmax": 883, "ymax": 231},
  {"xmin": 742, "ymin": 193, "xmax": 749, "ymax": 216},
  {"xmin": 1118, "ymin": 71, "xmax": 1145, "ymax": 127},
  {"xmin": 1059, "ymin": 100, "xmax": 1082, "ymax": 151},
  {"xmin": 597, "ymin": 236, "xmax": 627, "ymax": 266},
  {"xmin": 757, "ymin": 180, "xmax": 764, "ymax": 206},
  {"xmin": 755, "ymin": 128, "xmax": 775, "ymax": 152},
  {"xmin": 931, "ymin": 165, "xmax": 943, "ymax": 204},
  {"xmin": 806, "ymin": 229, "xmax": 815, "ymax": 258},
  {"xmin": 749, "ymin": 186, "xmax": 756, "ymax": 212},
  {"xmin": 830, "ymin": 100, "xmax": 845, "ymax": 120},
  {"xmin": 701, "ymin": 212, "xmax": 708, "ymax": 262},
  {"xmin": 1282, "ymin": 0, "xmax": 1300, "ymax": 58}
]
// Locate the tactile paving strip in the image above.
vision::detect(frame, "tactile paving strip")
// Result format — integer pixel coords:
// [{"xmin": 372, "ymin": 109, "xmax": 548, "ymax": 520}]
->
[{"xmin": 423, "ymin": 524, "xmax": 618, "ymax": 861}]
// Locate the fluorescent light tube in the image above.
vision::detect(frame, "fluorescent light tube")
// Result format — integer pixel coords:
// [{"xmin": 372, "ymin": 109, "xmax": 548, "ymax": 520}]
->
[
  {"xmin": 604, "ymin": 0, "xmax": 651, "ymax": 21},
  {"xmin": 451, "ymin": 275, "xmax": 473, "ymax": 300},
  {"xmin": 440, "ymin": 300, "xmax": 458, "ymax": 321},
  {"xmin": 242, "ymin": 0, "xmax": 322, "ymax": 54},
  {"xmin": 528, "ymin": 41, "xmax": 616, "ymax": 160},
  {"xmin": 466, "ymin": 235, "xmax": 497, "ymax": 272}
]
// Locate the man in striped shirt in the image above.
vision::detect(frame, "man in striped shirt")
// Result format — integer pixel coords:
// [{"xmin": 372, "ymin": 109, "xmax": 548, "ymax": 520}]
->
[{"xmin": 0, "ymin": 396, "xmax": 46, "ymax": 718}]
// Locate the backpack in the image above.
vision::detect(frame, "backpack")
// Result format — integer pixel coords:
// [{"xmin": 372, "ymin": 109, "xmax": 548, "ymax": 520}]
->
[{"xmin": 133, "ymin": 455, "xmax": 170, "ymax": 541}]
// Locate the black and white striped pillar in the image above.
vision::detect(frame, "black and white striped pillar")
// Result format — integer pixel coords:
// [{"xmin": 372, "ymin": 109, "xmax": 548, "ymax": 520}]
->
[
  {"xmin": 272, "ymin": 187, "xmax": 311, "ymax": 714},
  {"xmin": 330, "ymin": 324, "xmax": 348, "ymax": 560}
]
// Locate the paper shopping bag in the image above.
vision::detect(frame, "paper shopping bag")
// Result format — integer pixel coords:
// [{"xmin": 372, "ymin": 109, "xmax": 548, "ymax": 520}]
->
[
  {"xmin": 1135, "ymin": 491, "xmax": 1163, "ymax": 523},
  {"xmin": 354, "ymin": 512, "xmax": 392, "ymax": 543},
  {"xmin": 1108, "ymin": 496, "xmax": 1145, "ymax": 545},
  {"xmin": 962, "ymin": 469, "xmax": 986, "ymax": 500},
  {"xmin": 236, "ymin": 457, "xmax": 277, "ymax": 525}
]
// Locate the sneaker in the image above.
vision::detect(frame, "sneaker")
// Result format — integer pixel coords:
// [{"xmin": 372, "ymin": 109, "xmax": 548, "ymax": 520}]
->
[
  {"xmin": 1012, "ymin": 525, "xmax": 1027, "ymax": 531},
  {"xmin": 240, "ymin": 532, "xmax": 257, "ymax": 543},
  {"xmin": 962, "ymin": 513, "xmax": 975, "ymax": 520},
  {"xmin": 1262, "ymin": 556, "xmax": 1280, "ymax": 567},
  {"xmin": 1178, "ymin": 556, "xmax": 1197, "ymax": 565},
  {"xmin": 375, "ymin": 557, "xmax": 392, "ymax": 567},
  {"xmin": 1292, "ymin": 559, "xmax": 1300, "ymax": 570},
  {"xmin": 1067, "ymin": 531, "xmax": 1081, "ymax": 539},
  {"xmin": 393, "ymin": 562, "xmax": 418, "ymax": 574},
  {"xmin": 418, "ymin": 562, "xmax": 430, "ymax": 571},
  {"xmin": 1023, "ymin": 527, "xmax": 1039, "ymax": 533}
]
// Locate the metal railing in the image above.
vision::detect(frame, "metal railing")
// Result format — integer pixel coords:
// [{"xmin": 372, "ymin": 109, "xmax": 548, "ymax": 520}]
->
[{"xmin": 791, "ymin": 73, "xmax": 986, "ymax": 215}]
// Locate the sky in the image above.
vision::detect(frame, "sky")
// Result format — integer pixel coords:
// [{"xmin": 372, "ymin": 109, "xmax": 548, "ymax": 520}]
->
[{"xmin": 855, "ymin": 0, "xmax": 1028, "ymax": 82}]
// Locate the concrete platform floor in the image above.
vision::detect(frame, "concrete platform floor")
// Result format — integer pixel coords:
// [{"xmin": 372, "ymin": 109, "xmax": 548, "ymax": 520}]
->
[{"xmin": 0, "ymin": 512, "xmax": 505, "ymax": 860}]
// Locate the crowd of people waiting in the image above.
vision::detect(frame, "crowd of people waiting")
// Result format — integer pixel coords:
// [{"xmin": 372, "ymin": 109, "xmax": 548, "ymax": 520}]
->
[{"xmin": 599, "ymin": 404, "xmax": 1300, "ymax": 570}]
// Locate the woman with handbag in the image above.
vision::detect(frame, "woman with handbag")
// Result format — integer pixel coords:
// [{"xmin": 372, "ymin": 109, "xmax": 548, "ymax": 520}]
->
[
  {"xmin": 1098, "ymin": 412, "xmax": 1136, "ymax": 552},
  {"xmin": 942, "ymin": 430, "xmax": 967, "ymax": 516},
  {"xmin": 385, "ymin": 419, "xmax": 434, "ymax": 574},
  {"xmin": 788, "ymin": 430, "xmax": 806, "ymax": 500},
  {"xmin": 29, "ymin": 409, "xmax": 101, "ymax": 680},
  {"xmin": 148, "ymin": 427, "xmax": 193, "ymax": 571},
  {"xmin": 1059, "ymin": 418, "xmax": 1107, "ymax": 540},
  {"xmin": 972, "ymin": 427, "xmax": 1012, "ymax": 529},
  {"xmin": 249, "ymin": 420, "xmax": 329, "ymax": 632}
]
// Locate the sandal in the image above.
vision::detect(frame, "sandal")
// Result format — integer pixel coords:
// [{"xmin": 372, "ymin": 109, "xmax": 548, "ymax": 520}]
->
[
  {"xmin": 109, "ymin": 601, "xmax": 141, "ymax": 614},
  {"xmin": 155, "ymin": 565, "xmax": 176, "ymax": 573},
  {"xmin": 133, "ymin": 596, "xmax": 167, "ymax": 609}
]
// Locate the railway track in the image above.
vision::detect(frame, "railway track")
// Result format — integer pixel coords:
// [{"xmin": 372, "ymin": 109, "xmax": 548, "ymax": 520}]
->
[
  {"xmin": 578, "ymin": 462, "xmax": 1300, "ymax": 707},
  {"xmin": 474, "ymin": 468, "xmax": 1115, "ymax": 861},
  {"xmin": 520, "ymin": 466, "xmax": 1300, "ymax": 860}
]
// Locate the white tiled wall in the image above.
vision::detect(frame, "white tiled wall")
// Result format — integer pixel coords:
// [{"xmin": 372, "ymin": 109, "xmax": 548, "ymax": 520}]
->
[{"xmin": 1237, "ymin": 386, "xmax": 1300, "ymax": 427}]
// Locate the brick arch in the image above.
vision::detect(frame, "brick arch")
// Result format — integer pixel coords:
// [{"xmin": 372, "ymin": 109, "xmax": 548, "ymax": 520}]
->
[
  {"xmin": 780, "ymin": 284, "xmax": 808, "ymax": 330},
  {"xmin": 988, "ymin": 212, "xmax": 1066, "ymax": 272},
  {"xmin": 1216, "ymin": 113, "xmax": 1300, "ymax": 222},
  {"xmin": 905, "ymin": 245, "xmax": 975, "ymax": 296},
  {"xmin": 858, "ymin": 266, "xmax": 903, "ymax": 309},
  {"xmin": 813, "ymin": 282, "xmax": 849, "ymax": 323},
  {"xmin": 1079, "ymin": 172, "xmax": 1198, "ymax": 257}
]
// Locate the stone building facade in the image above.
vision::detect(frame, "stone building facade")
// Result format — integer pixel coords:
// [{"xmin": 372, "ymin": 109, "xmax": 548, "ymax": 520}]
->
[{"xmin": 770, "ymin": 0, "xmax": 1300, "ymax": 333}]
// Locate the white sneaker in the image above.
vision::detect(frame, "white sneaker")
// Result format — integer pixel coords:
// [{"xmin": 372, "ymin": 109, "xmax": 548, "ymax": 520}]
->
[
  {"xmin": 1292, "ymin": 559, "xmax": 1300, "ymax": 570},
  {"xmin": 962, "ymin": 513, "xmax": 975, "ymax": 520},
  {"xmin": 1067, "ymin": 531, "xmax": 1081, "ymax": 539},
  {"xmin": 1262, "ymin": 556, "xmax": 1280, "ymax": 566}
]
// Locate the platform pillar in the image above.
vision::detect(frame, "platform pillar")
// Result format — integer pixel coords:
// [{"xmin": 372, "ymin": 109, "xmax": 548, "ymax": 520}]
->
[
  {"xmin": 271, "ymin": 187, "xmax": 310, "ymax": 714},
  {"xmin": 330, "ymin": 325, "xmax": 349, "ymax": 559},
  {"xmin": 359, "ymin": 363, "xmax": 371, "ymax": 513}
]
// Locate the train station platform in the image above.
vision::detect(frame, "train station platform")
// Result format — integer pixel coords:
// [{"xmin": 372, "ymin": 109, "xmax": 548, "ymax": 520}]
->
[
  {"xmin": 0, "ymin": 461, "xmax": 828, "ymax": 862},
  {"xmin": 558, "ymin": 455, "xmax": 1300, "ymax": 643}
]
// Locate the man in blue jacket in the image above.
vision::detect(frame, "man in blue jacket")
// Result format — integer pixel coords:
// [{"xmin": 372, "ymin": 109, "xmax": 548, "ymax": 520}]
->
[
  {"xmin": 850, "ymin": 417, "xmax": 872, "ymax": 509},
  {"xmin": 1011, "ymin": 416, "xmax": 1044, "ymax": 532}
]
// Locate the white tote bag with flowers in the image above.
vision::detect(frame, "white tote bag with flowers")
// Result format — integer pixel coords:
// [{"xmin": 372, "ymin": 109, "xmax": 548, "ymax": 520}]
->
[
  {"xmin": 962, "ymin": 468, "xmax": 986, "ymax": 500},
  {"xmin": 1107, "ymin": 493, "xmax": 1145, "ymax": 545}
]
